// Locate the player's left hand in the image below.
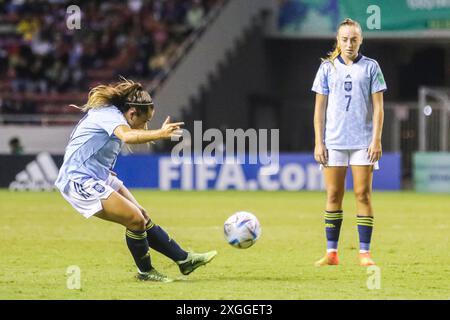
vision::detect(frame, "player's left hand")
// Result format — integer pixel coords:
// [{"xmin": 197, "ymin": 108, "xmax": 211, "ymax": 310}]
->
[
  {"xmin": 368, "ymin": 140, "xmax": 382, "ymax": 163},
  {"xmin": 160, "ymin": 116, "xmax": 184, "ymax": 139}
]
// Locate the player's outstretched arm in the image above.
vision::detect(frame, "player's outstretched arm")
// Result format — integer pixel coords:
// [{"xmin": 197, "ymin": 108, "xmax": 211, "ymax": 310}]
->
[{"xmin": 114, "ymin": 116, "xmax": 184, "ymax": 144}]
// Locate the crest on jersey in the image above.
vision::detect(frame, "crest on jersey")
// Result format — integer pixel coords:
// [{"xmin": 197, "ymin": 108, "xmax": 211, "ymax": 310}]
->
[
  {"xmin": 344, "ymin": 81, "xmax": 352, "ymax": 92},
  {"xmin": 93, "ymin": 183, "xmax": 105, "ymax": 193}
]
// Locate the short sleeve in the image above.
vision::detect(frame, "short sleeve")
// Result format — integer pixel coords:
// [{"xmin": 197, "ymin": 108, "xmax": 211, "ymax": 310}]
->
[
  {"xmin": 95, "ymin": 107, "xmax": 129, "ymax": 136},
  {"xmin": 312, "ymin": 62, "xmax": 330, "ymax": 95},
  {"xmin": 370, "ymin": 62, "xmax": 387, "ymax": 94}
]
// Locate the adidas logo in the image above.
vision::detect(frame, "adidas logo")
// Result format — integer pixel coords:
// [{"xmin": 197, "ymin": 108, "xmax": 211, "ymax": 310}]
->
[{"xmin": 9, "ymin": 152, "xmax": 59, "ymax": 191}]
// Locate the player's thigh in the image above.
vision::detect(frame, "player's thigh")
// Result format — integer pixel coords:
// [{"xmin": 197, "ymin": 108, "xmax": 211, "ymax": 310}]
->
[
  {"xmin": 323, "ymin": 166, "xmax": 347, "ymax": 195},
  {"xmin": 351, "ymin": 165, "xmax": 373, "ymax": 194},
  {"xmin": 104, "ymin": 174, "xmax": 142, "ymax": 216},
  {"xmin": 117, "ymin": 184, "xmax": 140, "ymax": 208},
  {"xmin": 95, "ymin": 191, "xmax": 145, "ymax": 230}
]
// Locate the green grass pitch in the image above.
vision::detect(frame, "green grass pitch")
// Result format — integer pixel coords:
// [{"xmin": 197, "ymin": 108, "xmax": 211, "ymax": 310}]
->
[{"xmin": 0, "ymin": 190, "xmax": 449, "ymax": 300}]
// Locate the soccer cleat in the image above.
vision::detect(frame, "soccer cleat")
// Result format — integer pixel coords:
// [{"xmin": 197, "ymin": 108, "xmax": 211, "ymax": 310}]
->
[
  {"xmin": 314, "ymin": 251, "xmax": 339, "ymax": 267},
  {"xmin": 177, "ymin": 250, "xmax": 218, "ymax": 275},
  {"xmin": 359, "ymin": 252, "xmax": 375, "ymax": 266},
  {"xmin": 136, "ymin": 268, "xmax": 173, "ymax": 283}
]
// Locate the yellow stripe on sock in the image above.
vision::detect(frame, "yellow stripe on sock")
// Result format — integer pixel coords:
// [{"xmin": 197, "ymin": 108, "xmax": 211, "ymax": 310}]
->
[
  {"xmin": 325, "ymin": 214, "xmax": 343, "ymax": 218},
  {"xmin": 126, "ymin": 233, "xmax": 143, "ymax": 240},
  {"xmin": 126, "ymin": 230, "xmax": 147, "ymax": 240},
  {"xmin": 126, "ymin": 234, "xmax": 142, "ymax": 240}
]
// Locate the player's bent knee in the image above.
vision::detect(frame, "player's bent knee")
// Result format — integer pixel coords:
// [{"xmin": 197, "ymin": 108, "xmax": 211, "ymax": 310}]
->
[{"xmin": 127, "ymin": 214, "xmax": 147, "ymax": 232}]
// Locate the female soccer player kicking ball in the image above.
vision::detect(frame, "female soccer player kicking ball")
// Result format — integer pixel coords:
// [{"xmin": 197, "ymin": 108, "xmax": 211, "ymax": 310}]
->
[
  {"xmin": 312, "ymin": 18, "xmax": 386, "ymax": 267},
  {"xmin": 55, "ymin": 78, "xmax": 217, "ymax": 282}
]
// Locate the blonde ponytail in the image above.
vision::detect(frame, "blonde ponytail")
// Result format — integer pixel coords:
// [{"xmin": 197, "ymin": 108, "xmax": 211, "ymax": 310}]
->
[
  {"xmin": 78, "ymin": 77, "xmax": 153, "ymax": 113},
  {"xmin": 321, "ymin": 43, "xmax": 341, "ymax": 64}
]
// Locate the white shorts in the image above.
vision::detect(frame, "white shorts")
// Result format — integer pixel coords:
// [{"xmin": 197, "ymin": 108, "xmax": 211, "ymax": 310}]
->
[
  {"xmin": 60, "ymin": 174, "xmax": 124, "ymax": 219},
  {"xmin": 320, "ymin": 149, "xmax": 379, "ymax": 170}
]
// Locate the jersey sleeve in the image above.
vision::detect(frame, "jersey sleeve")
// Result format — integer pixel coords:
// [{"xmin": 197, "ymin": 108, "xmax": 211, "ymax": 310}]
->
[
  {"xmin": 311, "ymin": 62, "xmax": 330, "ymax": 95},
  {"xmin": 96, "ymin": 107, "xmax": 130, "ymax": 136},
  {"xmin": 370, "ymin": 61, "xmax": 387, "ymax": 94}
]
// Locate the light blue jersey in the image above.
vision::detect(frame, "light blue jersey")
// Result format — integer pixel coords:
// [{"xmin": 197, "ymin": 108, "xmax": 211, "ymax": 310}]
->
[
  {"xmin": 55, "ymin": 105, "xmax": 129, "ymax": 193},
  {"xmin": 312, "ymin": 54, "xmax": 387, "ymax": 149}
]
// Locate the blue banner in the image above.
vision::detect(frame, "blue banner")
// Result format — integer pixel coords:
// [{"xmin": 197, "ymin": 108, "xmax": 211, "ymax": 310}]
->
[{"xmin": 114, "ymin": 153, "xmax": 401, "ymax": 191}]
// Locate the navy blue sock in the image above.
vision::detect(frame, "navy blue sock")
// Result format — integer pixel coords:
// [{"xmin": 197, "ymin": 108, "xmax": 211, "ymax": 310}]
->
[
  {"xmin": 357, "ymin": 216, "xmax": 374, "ymax": 252},
  {"xmin": 146, "ymin": 221, "xmax": 188, "ymax": 262},
  {"xmin": 324, "ymin": 210, "xmax": 343, "ymax": 251},
  {"xmin": 125, "ymin": 229, "xmax": 152, "ymax": 273}
]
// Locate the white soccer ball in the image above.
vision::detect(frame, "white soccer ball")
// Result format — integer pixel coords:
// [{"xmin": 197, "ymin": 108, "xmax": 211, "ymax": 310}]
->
[{"xmin": 224, "ymin": 211, "xmax": 261, "ymax": 249}]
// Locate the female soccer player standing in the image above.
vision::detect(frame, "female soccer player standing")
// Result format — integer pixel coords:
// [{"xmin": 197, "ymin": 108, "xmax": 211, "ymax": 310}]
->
[
  {"xmin": 312, "ymin": 19, "xmax": 386, "ymax": 266},
  {"xmin": 55, "ymin": 78, "xmax": 217, "ymax": 282}
]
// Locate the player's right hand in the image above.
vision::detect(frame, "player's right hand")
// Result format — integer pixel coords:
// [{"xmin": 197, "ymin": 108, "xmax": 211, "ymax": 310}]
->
[
  {"xmin": 159, "ymin": 116, "xmax": 184, "ymax": 139},
  {"xmin": 314, "ymin": 143, "xmax": 328, "ymax": 165}
]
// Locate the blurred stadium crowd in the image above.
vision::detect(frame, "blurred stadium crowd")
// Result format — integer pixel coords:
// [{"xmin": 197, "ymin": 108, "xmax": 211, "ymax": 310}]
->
[{"xmin": 0, "ymin": 0, "xmax": 220, "ymax": 116}]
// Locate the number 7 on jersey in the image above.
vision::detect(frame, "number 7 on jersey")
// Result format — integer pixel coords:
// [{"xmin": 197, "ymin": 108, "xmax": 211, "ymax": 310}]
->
[{"xmin": 345, "ymin": 95, "xmax": 352, "ymax": 111}]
